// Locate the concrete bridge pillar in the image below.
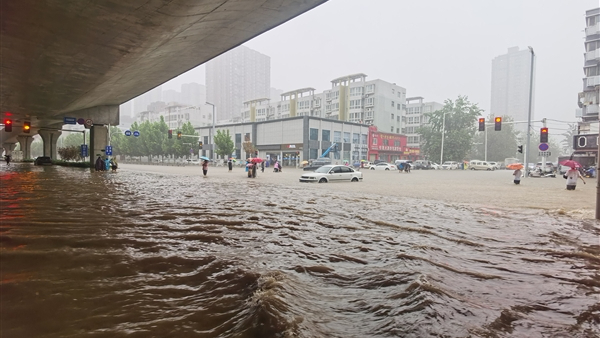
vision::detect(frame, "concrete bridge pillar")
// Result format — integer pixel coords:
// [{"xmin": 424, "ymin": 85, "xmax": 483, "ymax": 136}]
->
[
  {"xmin": 38, "ymin": 130, "xmax": 62, "ymax": 159},
  {"xmin": 2, "ymin": 143, "xmax": 17, "ymax": 158},
  {"xmin": 90, "ymin": 124, "xmax": 109, "ymax": 167},
  {"xmin": 16, "ymin": 135, "xmax": 34, "ymax": 160}
]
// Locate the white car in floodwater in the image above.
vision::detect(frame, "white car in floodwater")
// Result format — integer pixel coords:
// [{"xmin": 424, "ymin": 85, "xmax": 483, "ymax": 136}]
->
[{"xmin": 299, "ymin": 165, "xmax": 363, "ymax": 183}]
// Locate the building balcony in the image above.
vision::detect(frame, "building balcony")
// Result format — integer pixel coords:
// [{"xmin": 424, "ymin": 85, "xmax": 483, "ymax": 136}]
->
[
  {"xmin": 586, "ymin": 23, "xmax": 600, "ymax": 36},
  {"xmin": 584, "ymin": 104, "xmax": 599, "ymax": 115},
  {"xmin": 586, "ymin": 49, "xmax": 600, "ymax": 62},
  {"xmin": 584, "ymin": 76, "xmax": 600, "ymax": 88}
]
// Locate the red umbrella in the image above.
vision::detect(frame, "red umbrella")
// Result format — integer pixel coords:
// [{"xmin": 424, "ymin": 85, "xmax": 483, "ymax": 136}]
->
[
  {"xmin": 250, "ymin": 158, "xmax": 263, "ymax": 163},
  {"xmin": 559, "ymin": 159, "xmax": 581, "ymax": 168}
]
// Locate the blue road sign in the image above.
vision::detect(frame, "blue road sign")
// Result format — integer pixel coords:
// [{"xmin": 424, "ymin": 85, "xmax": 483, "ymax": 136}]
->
[
  {"xmin": 81, "ymin": 144, "xmax": 88, "ymax": 157},
  {"xmin": 538, "ymin": 143, "xmax": 549, "ymax": 151},
  {"xmin": 124, "ymin": 130, "xmax": 132, "ymax": 136},
  {"xmin": 105, "ymin": 145, "xmax": 112, "ymax": 156},
  {"xmin": 133, "ymin": 130, "xmax": 140, "ymax": 137},
  {"xmin": 64, "ymin": 117, "xmax": 77, "ymax": 124}
]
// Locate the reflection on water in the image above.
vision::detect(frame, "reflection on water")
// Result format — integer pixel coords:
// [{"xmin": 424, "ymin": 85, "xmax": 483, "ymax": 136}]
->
[{"xmin": 1, "ymin": 164, "xmax": 599, "ymax": 338}]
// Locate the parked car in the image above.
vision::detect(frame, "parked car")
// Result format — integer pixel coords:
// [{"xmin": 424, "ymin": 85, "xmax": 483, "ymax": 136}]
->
[
  {"xmin": 370, "ymin": 162, "xmax": 397, "ymax": 171},
  {"xmin": 430, "ymin": 162, "xmax": 441, "ymax": 170},
  {"xmin": 186, "ymin": 159, "xmax": 201, "ymax": 165},
  {"xmin": 373, "ymin": 159, "xmax": 387, "ymax": 165},
  {"xmin": 470, "ymin": 160, "xmax": 495, "ymax": 171},
  {"xmin": 299, "ymin": 165, "xmax": 363, "ymax": 183},
  {"xmin": 412, "ymin": 160, "xmax": 432, "ymax": 170},
  {"xmin": 441, "ymin": 161, "xmax": 459, "ymax": 170},
  {"xmin": 361, "ymin": 161, "xmax": 374, "ymax": 169},
  {"xmin": 303, "ymin": 158, "xmax": 332, "ymax": 171},
  {"xmin": 34, "ymin": 156, "xmax": 53, "ymax": 166},
  {"xmin": 488, "ymin": 161, "xmax": 501, "ymax": 170}
]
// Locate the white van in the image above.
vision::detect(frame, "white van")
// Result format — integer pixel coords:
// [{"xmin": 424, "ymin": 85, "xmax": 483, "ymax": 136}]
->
[{"xmin": 469, "ymin": 160, "xmax": 495, "ymax": 171}]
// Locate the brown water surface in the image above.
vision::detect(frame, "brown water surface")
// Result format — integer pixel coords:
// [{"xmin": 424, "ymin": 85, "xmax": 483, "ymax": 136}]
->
[{"xmin": 1, "ymin": 163, "xmax": 599, "ymax": 338}]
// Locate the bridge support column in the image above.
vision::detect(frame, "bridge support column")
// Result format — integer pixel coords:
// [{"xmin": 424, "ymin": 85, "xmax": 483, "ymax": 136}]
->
[
  {"xmin": 90, "ymin": 124, "xmax": 109, "ymax": 167},
  {"xmin": 2, "ymin": 143, "xmax": 17, "ymax": 158},
  {"xmin": 38, "ymin": 130, "xmax": 62, "ymax": 159},
  {"xmin": 16, "ymin": 136, "xmax": 34, "ymax": 160}
]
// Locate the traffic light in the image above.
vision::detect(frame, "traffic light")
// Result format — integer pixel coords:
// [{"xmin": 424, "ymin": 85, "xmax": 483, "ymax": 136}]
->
[
  {"xmin": 517, "ymin": 145, "xmax": 523, "ymax": 153},
  {"xmin": 494, "ymin": 117, "xmax": 502, "ymax": 131},
  {"xmin": 540, "ymin": 127, "xmax": 548, "ymax": 143},
  {"xmin": 177, "ymin": 131, "xmax": 182, "ymax": 140},
  {"xmin": 3, "ymin": 118, "xmax": 12, "ymax": 132},
  {"xmin": 23, "ymin": 121, "xmax": 31, "ymax": 133},
  {"xmin": 199, "ymin": 141, "xmax": 203, "ymax": 148},
  {"xmin": 478, "ymin": 118, "xmax": 485, "ymax": 131},
  {"xmin": 168, "ymin": 130, "xmax": 172, "ymax": 139}
]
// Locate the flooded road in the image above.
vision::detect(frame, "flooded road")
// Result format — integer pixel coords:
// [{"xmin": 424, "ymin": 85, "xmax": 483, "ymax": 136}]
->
[{"xmin": 1, "ymin": 163, "xmax": 599, "ymax": 338}]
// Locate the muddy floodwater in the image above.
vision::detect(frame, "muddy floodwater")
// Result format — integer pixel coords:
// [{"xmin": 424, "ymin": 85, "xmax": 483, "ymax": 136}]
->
[{"xmin": 1, "ymin": 163, "xmax": 599, "ymax": 338}]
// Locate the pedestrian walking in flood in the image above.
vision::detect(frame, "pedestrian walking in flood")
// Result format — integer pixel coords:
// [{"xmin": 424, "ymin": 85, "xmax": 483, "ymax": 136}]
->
[
  {"xmin": 512, "ymin": 168, "xmax": 522, "ymax": 184},
  {"xmin": 202, "ymin": 160, "xmax": 209, "ymax": 177},
  {"xmin": 252, "ymin": 162, "xmax": 257, "ymax": 178},
  {"xmin": 260, "ymin": 160, "xmax": 264, "ymax": 173},
  {"xmin": 565, "ymin": 167, "xmax": 585, "ymax": 190},
  {"xmin": 95, "ymin": 155, "xmax": 104, "ymax": 171},
  {"xmin": 4, "ymin": 154, "xmax": 11, "ymax": 166},
  {"xmin": 228, "ymin": 159, "xmax": 233, "ymax": 172}
]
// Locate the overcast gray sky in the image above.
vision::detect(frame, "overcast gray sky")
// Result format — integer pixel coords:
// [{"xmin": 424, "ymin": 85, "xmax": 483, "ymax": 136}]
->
[{"xmin": 163, "ymin": 0, "xmax": 598, "ymax": 133}]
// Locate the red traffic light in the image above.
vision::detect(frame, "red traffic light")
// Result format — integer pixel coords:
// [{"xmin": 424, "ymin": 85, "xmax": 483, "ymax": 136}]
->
[
  {"xmin": 478, "ymin": 118, "xmax": 485, "ymax": 131},
  {"xmin": 3, "ymin": 118, "xmax": 12, "ymax": 132},
  {"xmin": 540, "ymin": 127, "xmax": 549, "ymax": 143}
]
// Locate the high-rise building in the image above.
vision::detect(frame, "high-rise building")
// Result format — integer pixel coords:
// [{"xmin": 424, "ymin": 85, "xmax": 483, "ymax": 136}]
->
[
  {"xmin": 490, "ymin": 47, "xmax": 535, "ymax": 135},
  {"xmin": 578, "ymin": 8, "xmax": 600, "ymax": 123},
  {"xmin": 133, "ymin": 86, "xmax": 162, "ymax": 115},
  {"xmin": 206, "ymin": 45, "xmax": 270, "ymax": 121},
  {"xmin": 181, "ymin": 83, "xmax": 206, "ymax": 107}
]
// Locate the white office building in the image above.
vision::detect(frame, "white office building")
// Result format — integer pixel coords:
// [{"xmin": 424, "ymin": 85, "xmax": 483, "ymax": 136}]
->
[
  {"xmin": 404, "ymin": 97, "xmax": 443, "ymax": 148},
  {"xmin": 490, "ymin": 47, "xmax": 536, "ymax": 135},
  {"xmin": 206, "ymin": 45, "xmax": 270, "ymax": 122},
  {"xmin": 137, "ymin": 103, "xmax": 214, "ymax": 130}
]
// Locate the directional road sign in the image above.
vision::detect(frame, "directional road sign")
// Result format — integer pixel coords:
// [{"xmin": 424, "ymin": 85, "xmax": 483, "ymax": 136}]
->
[
  {"xmin": 64, "ymin": 117, "xmax": 76, "ymax": 124},
  {"xmin": 124, "ymin": 130, "xmax": 132, "ymax": 136},
  {"xmin": 81, "ymin": 144, "xmax": 88, "ymax": 157},
  {"xmin": 133, "ymin": 130, "xmax": 140, "ymax": 137},
  {"xmin": 105, "ymin": 145, "xmax": 112, "ymax": 155}
]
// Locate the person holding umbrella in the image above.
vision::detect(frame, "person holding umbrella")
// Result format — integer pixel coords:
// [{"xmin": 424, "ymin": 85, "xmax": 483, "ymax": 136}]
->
[
  {"xmin": 202, "ymin": 159, "xmax": 209, "ymax": 177},
  {"xmin": 507, "ymin": 163, "xmax": 523, "ymax": 185},
  {"xmin": 565, "ymin": 166, "xmax": 585, "ymax": 190}
]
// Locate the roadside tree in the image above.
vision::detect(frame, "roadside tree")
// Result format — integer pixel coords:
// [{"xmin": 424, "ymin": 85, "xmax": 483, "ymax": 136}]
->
[
  {"xmin": 419, "ymin": 96, "xmax": 483, "ymax": 163},
  {"xmin": 215, "ymin": 129, "xmax": 234, "ymax": 159}
]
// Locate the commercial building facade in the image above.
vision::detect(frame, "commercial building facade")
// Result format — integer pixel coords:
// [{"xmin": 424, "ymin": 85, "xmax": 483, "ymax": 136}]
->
[
  {"xmin": 578, "ymin": 8, "xmax": 600, "ymax": 123},
  {"xmin": 195, "ymin": 116, "xmax": 370, "ymax": 167}
]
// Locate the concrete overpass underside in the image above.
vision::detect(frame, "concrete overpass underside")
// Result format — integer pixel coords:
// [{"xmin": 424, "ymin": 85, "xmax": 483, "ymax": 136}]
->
[{"xmin": 0, "ymin": 0, "xmax": 327, "ymax": 160}]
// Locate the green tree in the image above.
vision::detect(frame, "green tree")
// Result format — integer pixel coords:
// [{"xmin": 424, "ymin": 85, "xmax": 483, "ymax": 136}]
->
[
  {"xmin": 58, "ymin": 145, "xmax": 82, "ymax": 161},
  {"xmin": 418, "ymin": 96, "xmax": 483, "ymax": 163},
  {"xmin": 60, "ymin": 131, "xmax": 89, "ymax": 148},
  {"xmin": 470, "ymin": 115, "xmax": 520, "ymax": 162},
  {"xmin": 215, "ymin": 129, "xmax": 234, "ymax": 159}
]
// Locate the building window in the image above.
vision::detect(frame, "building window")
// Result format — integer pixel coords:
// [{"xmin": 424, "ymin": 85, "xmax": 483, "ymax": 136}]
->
[
  {"xmin": 361, "ymin": 134, "xmax": 367, "ymax": 144},
  {"xmin": 391, "ymin": 113, "xmax": 394, "ymax": 119},
  {"xmin": 391, "ymin": 101, "xmax": 395, "ymax": 107},
  {"xmin": 344, "ymin": 132, "xmax": 350, "ymax": 143},
  {"xmin": 310, "ymin": 128, "xmax": 318, "ymax": 141},
  {"xmin": 391, "ymin": 126, "xmax": 394, "ymax": 132},
  {"xmin": 383, "ymin": 139, "xmax": 389, "ymax": 146},
  {"xmin": 366, "ymin": 84, "xmax": 375, "ymax": 93},
  {"xmin": 365, "ymin": 97, "xmax": 374, "ymax": 106},
  {"xmin": 397, "ymin": 103, "xmax": 401, "ymax": 110},
  {"xmin": 350, "ymin": 99, "xmax": 362, "ymax": 109},
  {"xmin": 392, "ymin": 88, "xmax": 395, "ymax": 94},
  {"xmin": 235, "ymin": 133, "xmax": 241, "ymax": 143},
  {"xmin": 322, "ymin": 129, "xmax": 330, "ymax": 142},
  {"xmin": 395, "ymin": 140, "xmax": 400, "ymax": 146},
  {"xmin": 372, "ymin": 138, "xmax": 377, "ymax": 145},
  {"xmin": 334, "ymin": 131, "xmax": 341, "ymax": 142},
  {"xmin": 396, "ymin": 128, "xmax": 399, "ymax": 133}
]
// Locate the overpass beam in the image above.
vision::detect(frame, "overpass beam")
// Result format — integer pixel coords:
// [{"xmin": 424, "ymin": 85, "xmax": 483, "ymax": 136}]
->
[
  {"xmin": 38, "ymin": 130, "xmax": 62, "ymax": 159},
  {"xmin": 16, "ymin": 136, "xmax": 34, "ymax": 160}
]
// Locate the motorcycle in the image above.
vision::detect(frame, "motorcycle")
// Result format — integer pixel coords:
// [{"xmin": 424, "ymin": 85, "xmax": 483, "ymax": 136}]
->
[
  {"xmin": 582, "ymin": 167, "xmax": 596, "ymax": 178},
  {"xmin": 528, "ymin": 167, "xmax": 556, "ymax": 178}
]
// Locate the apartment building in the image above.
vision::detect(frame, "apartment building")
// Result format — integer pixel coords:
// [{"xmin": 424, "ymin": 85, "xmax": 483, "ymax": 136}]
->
[
  {"xmin": 578, "ymin": 8, "xmax": 600, "ymax": 123},
  {"xmin": 206, "ymin": 45, "xmax": 270, "ymax": 121},
  {"xmin": 404, "ymin": 97, "xmax": 443, "ymax": 149},
  {"xmin": 137, "ymin": 103, "xmax": 214, "ymax": 130},
  {"xmin": 240, "ymin": 73, "xmax": 407, "ymax": 137}
]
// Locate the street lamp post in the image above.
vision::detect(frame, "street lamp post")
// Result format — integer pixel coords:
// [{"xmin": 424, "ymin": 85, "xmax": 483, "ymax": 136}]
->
[
  {"xmin": 525, "ymin": 46, "xmax": 535, "ymax": 178},
  {"xmin": 440, "ymin": 111, "xmax": 447, "ymax": 164},
  {"xmin": 206, "ymin": 102, "xmax": 216, "ymax": 160}
]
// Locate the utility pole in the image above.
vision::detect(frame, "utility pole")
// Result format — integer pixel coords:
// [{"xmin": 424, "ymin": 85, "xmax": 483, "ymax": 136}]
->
[
  {"xmin": 206, "ymin": 102, "xmax": 216, "ymax": 160},
  {"xmin": 525, "ymin": 46, "xmax": 535, "ymax": 178},
  {"xmin": 440, "ymin": 111, "xmax": 446, "ymax": 164}
]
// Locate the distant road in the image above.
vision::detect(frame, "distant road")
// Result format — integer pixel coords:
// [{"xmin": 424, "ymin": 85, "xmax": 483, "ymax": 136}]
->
[{"xmin": 120, "ymin": 164, "xmax": 596, "ymax": 219}]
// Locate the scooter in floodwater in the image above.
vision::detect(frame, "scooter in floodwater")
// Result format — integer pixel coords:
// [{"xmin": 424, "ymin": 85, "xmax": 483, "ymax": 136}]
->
[
  {"xmin": 528, "ymin": 167, "xmax": 556, "ymax": 178},
  {"xmin": 582, "ymin": 167, "xmax": 595, "ymax": 178}
]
